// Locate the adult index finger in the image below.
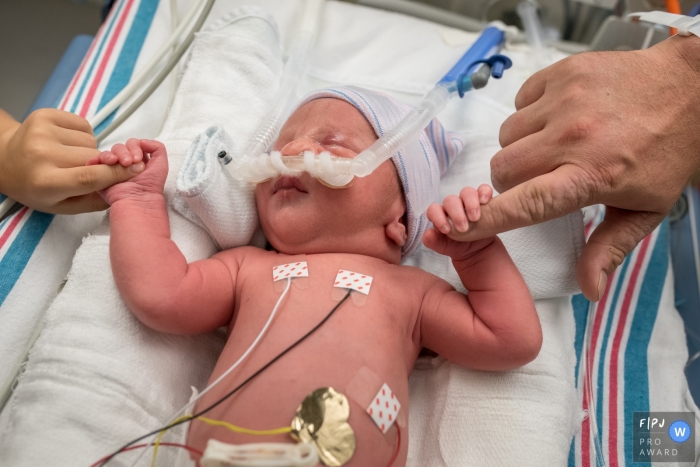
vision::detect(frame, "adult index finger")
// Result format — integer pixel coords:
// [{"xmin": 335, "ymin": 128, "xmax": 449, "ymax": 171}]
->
[
  {"xmin": 446, "ymin": 165, "xmax": 594, "ymax": 241},
  {"xmin": 45, "ymin": 163, "xmax": 143, "ymax": 201},
  {"xmin": 513, "ymin": 65, "xmax": 552, "ymax": 110}
]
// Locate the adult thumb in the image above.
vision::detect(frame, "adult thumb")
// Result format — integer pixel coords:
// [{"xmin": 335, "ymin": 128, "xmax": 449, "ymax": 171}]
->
[{"xmin": 576, "ymin": 207, "xmax": 665, "ymax": 301}]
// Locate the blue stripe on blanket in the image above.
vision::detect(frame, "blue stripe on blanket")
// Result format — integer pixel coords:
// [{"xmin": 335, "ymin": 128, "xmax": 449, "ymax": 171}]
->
[
  {"xmin": 0, "ymin": 194, "xmax": 6, "ymax": 203},
  {"xmin": 94, "ymin": 0, "xmax": 159, "ymax": 135},
  {"xmin": 70, "ymin": 0, "xmax": 126, "ymax": 113},
  {"xmin": 623, "ymin": 222, "xmax": 667, "ymax": 466},
  {"xmin": 0, "ymin": 211, "xmax": 53, "ymax": 306},
  {"xmin": 568, "ymin": 292, "xmax": 596, "ymax": 467}
]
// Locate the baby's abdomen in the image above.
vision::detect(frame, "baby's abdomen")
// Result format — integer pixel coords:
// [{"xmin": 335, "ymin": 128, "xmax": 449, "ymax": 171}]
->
[{"xmin": 187, "ymin": 320, "xmax": 409, "ymax": 467}]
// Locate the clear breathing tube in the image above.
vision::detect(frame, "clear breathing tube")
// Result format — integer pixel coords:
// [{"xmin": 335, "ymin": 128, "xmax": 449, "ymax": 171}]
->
[
  {"xmin": 225, "ymin": 25, "xmax": 511, "ymax": 188},
  {"xmin": 223, "ymin": 0, "xmax": 324, "ymax": 179}
]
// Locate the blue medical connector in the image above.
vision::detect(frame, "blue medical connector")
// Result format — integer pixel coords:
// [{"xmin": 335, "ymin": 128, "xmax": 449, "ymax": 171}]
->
[{"xmin": 456, "ymin": 54, "xmax": 513, "ymax": 97}]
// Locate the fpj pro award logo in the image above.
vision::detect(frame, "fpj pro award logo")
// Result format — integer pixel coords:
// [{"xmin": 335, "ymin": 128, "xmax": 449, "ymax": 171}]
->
[{"xmin": 633, "ymin": 412, "xmax": 695, "ymax": 462}]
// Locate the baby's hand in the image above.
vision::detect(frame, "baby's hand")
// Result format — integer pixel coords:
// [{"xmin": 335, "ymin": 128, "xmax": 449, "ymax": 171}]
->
[
  {"xmin": 423, "ymin": 185, "xmax": 494, "ymax": 258},
  {"xmin": 93, "ymin": 139, "xmax": 169, "ymax": 205}
]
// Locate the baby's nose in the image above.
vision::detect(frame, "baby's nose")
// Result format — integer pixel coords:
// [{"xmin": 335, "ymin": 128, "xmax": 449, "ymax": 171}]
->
[{"xmin": 279, "ymin": 137, "xmax": 324, "ymax": 156}]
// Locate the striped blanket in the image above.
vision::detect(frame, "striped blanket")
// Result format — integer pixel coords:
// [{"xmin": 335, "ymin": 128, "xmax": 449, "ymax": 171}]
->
[
  {"xmin": 0, "ymin": 0, "xmax": 164, "ymax": 387},
  {"xmin": 1, "ymin": 0, "xmax": 160, "ymax": 306},
  {"xmin": 569, "ymin": 207, "xmax": 697, "ymax": 466}
]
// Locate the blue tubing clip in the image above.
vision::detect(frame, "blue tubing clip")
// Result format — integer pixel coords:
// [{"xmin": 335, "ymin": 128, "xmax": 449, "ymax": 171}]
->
[{"xmin": 456, "ymin": 54, "xmax": 513, "ymax": 97}]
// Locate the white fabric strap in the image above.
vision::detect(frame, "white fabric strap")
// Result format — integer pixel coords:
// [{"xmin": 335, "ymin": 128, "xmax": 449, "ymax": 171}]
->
[{"xmin": 629, "ymin": 11, "xmax": 700, "ymax": 37}]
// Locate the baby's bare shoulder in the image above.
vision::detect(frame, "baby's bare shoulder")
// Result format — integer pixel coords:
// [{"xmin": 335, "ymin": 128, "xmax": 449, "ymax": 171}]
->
[
  {"xmin": 210, "ymin": 245, "xmax": 272, "ymax": 269},
  {"xmin": 387, "ymin": 263, "xmax": 455, "ymax": 294}
]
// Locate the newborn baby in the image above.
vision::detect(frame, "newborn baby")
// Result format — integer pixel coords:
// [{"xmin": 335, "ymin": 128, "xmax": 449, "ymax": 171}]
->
[{"xmin": 98, "ymin": 86, "xmax": 541, "ymax": 467}]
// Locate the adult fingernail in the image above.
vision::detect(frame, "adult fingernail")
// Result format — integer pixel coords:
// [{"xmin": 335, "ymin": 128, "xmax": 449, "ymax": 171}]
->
[
  {"xmin": 129, "ymin": 162, "xmax": 145, "ymax": 174},
  {"xmin": 597, "ymin": 271, "xmax": 608, "ymax": 301}
]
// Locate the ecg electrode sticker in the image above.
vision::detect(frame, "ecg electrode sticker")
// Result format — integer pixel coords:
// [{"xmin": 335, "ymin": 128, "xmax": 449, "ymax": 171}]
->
[
  {"xmin": 273, "ymin": 262, "xmax": 309, "ymax": 281},
  {"xmin": 333, "ymin": 270, "xmax": 373, "ymax": 295},
  {"xmin": 366, "ymin": 383, "xmax": 400, "ymax": 434}
]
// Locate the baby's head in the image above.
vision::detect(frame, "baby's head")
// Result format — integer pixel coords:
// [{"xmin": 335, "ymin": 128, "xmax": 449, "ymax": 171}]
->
[{"xmin": 254, "ymin": 86, "xmax": 464, "ymax": 264}]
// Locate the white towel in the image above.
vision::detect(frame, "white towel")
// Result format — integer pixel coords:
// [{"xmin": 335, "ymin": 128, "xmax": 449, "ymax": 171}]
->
[
  {"xmin": 0, "ymin": 9, "xmax": 283, "ymax": 466},
  {"xmin": 175, "ymin": 125, "xmax": 260, "ymax": 250}
]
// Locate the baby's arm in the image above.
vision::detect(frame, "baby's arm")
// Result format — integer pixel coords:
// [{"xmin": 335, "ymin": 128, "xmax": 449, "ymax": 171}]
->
[
  {"xmin": 100, "ymin": 139, "xmax": 236, "ymax": 334},
  {"xmin": 420, "ymin": 186, "xmax": 542, "ymax": 371}
]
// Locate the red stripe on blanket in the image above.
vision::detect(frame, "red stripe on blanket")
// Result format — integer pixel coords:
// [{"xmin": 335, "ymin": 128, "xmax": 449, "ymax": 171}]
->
[
  {"xmin": 79, "ymin": 0, "xmax": 136, "ymax": 117},
  {"xmin": 0, "ymin": 206, "xmax": 29, "ymax": 250},
  {"xmin": 607, "ymin": 235, "xmax": 652, "ymax": 466},
  {"xmin": 582, "ymin": 274, "xmax": 614, "ymax": 467}
]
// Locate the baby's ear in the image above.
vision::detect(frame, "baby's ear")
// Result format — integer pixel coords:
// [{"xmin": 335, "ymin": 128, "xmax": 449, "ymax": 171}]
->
[{"xmin": 385, "ymin": 217, "xmax": 407, "ymax": 248}]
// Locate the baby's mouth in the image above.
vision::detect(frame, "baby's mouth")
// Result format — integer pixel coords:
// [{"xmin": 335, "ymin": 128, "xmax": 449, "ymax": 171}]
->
[{"xmin": 272, "ymin": 176, "xmax": 308, "ymax": 194}]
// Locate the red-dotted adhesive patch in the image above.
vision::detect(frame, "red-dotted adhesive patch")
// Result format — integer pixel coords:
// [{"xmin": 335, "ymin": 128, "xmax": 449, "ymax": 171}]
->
[
  {"xmin": 272, "ymin": 262, "xmax": 309, "ymax": 282},
  {"xmin": 366, "ymin": 383, "xmax": 400, "ymax": 434},
  {"xmin": 333, "ymin": 270, "xmax": 373, "ymax": 295}
]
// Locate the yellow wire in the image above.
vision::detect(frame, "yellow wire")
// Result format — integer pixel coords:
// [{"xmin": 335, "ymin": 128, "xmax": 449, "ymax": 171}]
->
[
  {"xmin": 151, "ymin": 416, "xmax": 191, "ymax": 467},
  {"xmin": 196, "ymin": 416, "xmax": 291, "ymax": 436},
  {"xmin": 149, "ymin": 416, "xmax": 290, "ymax": 466}
]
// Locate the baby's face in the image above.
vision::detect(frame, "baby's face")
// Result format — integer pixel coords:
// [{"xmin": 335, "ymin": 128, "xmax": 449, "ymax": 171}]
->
[{"xmin": 255, "ymin": 99, "xmax": 407, "ymax": 262}]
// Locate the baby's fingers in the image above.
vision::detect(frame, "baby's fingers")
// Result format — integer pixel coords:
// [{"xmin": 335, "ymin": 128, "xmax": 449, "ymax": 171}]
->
[
  {"xmin": 125, "ymin": 138, "xmax": 144, "ymax": 163},
  {"xmin": 111, "ymin": 143, "xmax": 133, "ymax": 166},
  {"xmin": 427, "ymin": 203, "xmax": 451, "ymax": 234},
  {"xmin": 443, "ymin": 194, "xmax": 469, "ymax": 232},
  {"xmin": 478, "ymin": 184, "xmax": 493, "ymax": 204},
  {"xmin": 459, "ymin": 187, "xmax": 481, "ymax": 222},
  {"xmin": 85, "ymin": 151, "xmax": 118, "ymax": 166}
]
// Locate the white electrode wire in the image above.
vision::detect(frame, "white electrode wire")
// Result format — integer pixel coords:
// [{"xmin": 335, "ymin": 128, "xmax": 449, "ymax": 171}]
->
[
  {"xmin": 88, "ymin": 0, "xmax": 207, "ymax": 130},
  {"xmin": 583, "ymin": 299, "xmax": 608, "ymax": 467},
  {"xmin": 686, "ymin": 186, "xmax": 700, "ymax": 309},
  {"xmin": 125, "ymin": 277, "xmax": 293, "ymax": 467}
]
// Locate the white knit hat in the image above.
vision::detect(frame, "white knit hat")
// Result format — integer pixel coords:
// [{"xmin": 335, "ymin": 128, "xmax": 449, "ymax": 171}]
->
[{"xmin": 298, "ymin": 86, "xmax": 465, "ymax": 257}]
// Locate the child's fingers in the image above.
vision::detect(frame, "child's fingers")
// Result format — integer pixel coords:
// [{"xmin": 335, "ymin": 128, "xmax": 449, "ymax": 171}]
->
[
  {"xmin": 459, "ymin": 187, "xmax": 481, "ymax": 222},
  {"xmin": 426, "ymin": 203, "xmax": 451, "ymax": 235},
  {"xmin": 125, "ymin": 138, "xmax": 144, "ymax": 163},
  {"xmin": 443, "ymin": 194, "xmax": 469, "ymax": 233},
  {"xmin": 111, "ymin": 143, "xmax": 133, "ymax": 166},
  {"xmin": 46, "ymin": 163, "xmax": 145, "ymax": 201},
  {"xmin": 477, "ymin": 184, "xmax": 493, "ymax": 204}
]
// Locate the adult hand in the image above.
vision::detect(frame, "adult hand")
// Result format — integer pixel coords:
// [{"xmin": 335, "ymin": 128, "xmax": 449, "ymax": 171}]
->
[
  {"xmin": 0, "ymin": 108, "xmax": 143, "ymax": 214},
  {"xmin": 447, "ymin": 35, "xmax": 700, "ymax": 301}
]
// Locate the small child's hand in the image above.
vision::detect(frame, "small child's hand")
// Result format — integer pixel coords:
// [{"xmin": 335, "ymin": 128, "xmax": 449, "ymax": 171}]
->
[
  {"xmin": 423, "ymin": 184, "xmax": 494, "ymax": 258},
  {"xmin": 92, "ymin": 139, "xmax": 169, "ymax": 205}
]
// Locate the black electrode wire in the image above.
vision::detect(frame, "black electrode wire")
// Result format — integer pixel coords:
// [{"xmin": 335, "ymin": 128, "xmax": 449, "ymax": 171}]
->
[{"xmin": 98, "ymin": 289, "xmax": 353, "ymax": 467}]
